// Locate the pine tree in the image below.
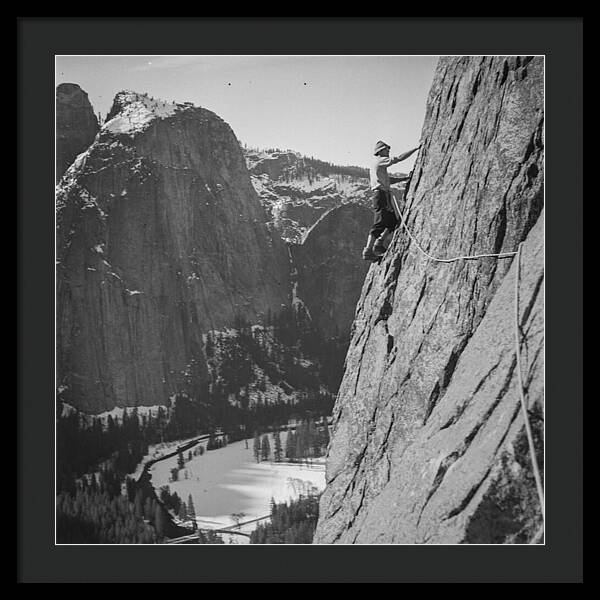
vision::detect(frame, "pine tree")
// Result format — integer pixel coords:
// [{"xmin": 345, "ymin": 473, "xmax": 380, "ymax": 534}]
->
[
  {"xmin": 171, "ymin": 492, "xmax": 182, "ymax": 515},
  {"xmin": 205, "ymin": 332, "xmax": 214, "ymax": 357},
  {"xmin": 273, "ymin": 430, "xmax": 283, "ymax": 462},
  {"xmin": 144, "ymin": 497, "xmax": 154, "ymax": 520},
  {"xmin": 134, "ymin": 490, "xmax": 144, "ymax": 518},
  {"xmin": 321, "ymin": 423, "xmax": 330, "ymax": 448},
  {"xmin": 179, "ymin": 500, "xmax": 188, "ymax": 521},
  {"xmin": 295, "ymin": 427, "xmax": 306, "ymax": 461},
  {"xmin": 187, "ymin": 494, "xmax": 197, "ymax": 530},
  {"xmin": 177, "ymin": 450, "xmax": 185, "ymax": 470},
  {"xmin": 155, "ymin": 504, "xmax": 166, "ymax": 539},
  {"xmin": 253, "ymin": 433, "xmax": 261, "ymax": 462},
  {"xmin": 125, "ymin": 476, "xmax": 136, "ymax": 502},
  {"xmin": 285, "ymin": 430, "xmax": 296, "ymax": 461},
  {"xmin": 261, "ymin": 434, "xmax": 271, "ymax": 461},
  {"xmin": 308, "ymin": 418, "xmax": 319, "ymax": 458}
]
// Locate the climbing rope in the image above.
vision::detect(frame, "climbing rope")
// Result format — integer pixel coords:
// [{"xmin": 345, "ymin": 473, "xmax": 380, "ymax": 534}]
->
[
  {"xmin": 390, "ymin": 195, "xmax": 545, "ymax": 538},
  {"xmin": 514, "ymin": 242, "xmax": 546, "ymax": 529},
  {"xmin": 393, "ymin": 197, "xmax": 518, "ymax": 262}
]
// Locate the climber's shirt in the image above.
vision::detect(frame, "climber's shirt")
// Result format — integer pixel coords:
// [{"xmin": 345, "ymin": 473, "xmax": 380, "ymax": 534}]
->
[
  {"xmin": 370, "ymin": 146, "xmax": 419, "ymax": 192},
  {"xmin": 370, "ymin": 155, "xmax": 401, "ymax": 192}
]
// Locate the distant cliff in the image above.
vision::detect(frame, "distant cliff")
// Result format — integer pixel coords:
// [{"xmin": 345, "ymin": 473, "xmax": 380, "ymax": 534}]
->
[
  {"xmin": 245, "ymin": 148, "xmax": 374, "ymax": 243},
  {"xmin": 56, "ymin": 91, "xmax": 290, "ymax": 413},
  {"xmin": 56, "ymin": 83, "xmax": 99, "ymax": 181},
  {"xmin": 290, "ymin": 203, "xmax": 372, "ymax": 339},
  {"xmin": 315, "ymin": 56, "xmax": 544, "ymax": 544}
]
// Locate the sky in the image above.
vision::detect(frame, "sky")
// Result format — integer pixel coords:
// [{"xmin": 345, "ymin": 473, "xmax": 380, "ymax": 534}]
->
[{"xmin": 56, "ymin": 55, "xmax": 438, "ymax": 170}]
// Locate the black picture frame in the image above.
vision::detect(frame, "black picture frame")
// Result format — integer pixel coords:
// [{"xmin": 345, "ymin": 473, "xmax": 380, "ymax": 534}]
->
[{"xmin": 18, "ymin": 17, "xmax": 582, "ymax": 583}]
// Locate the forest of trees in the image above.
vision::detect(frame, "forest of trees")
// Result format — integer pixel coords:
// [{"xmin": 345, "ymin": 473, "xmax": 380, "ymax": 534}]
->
[
  {"xmin": 223, "ymin": 307, "xmax": 347, "ymax": 392},
  {"xmin": 57, "ymin": 395, "xmax": 332, "ymax": 498},
  {"xmin": 244, "ymin": 146, "xmax": 369, "ymax": 181},
  {"xmin": 57, "ymin": 408, "xmax": 149, "ymax": 496},
  {"xmin": 56, "ymin": 404, "xmax": 197, "ymax": 543},
  {"xmin": 252, "ymin": 418, "xmax": 330, "ymax": 463},
  {"xmin": 56, "ymin": 462, "xmax": 180, "ymax": 543},
  {"xmin": 56, "ymin": 487, "xmax": 158, "ymax": 544},
  {"xmin": 159, "ymin": 486, "xmax": 198, "ymax": 529},
  {"xmin": 289, "ymin": 155, "xmax": 368, "ymax": 182},
  {"xmin": 250, "ymin": 495, "xmax": 321, "ymax": 544}
]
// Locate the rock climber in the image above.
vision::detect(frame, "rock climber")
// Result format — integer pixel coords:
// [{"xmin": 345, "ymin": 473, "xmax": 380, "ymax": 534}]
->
[{"xmin": 362, "ymin": 140, "xmax": 420, "ymax": 261}]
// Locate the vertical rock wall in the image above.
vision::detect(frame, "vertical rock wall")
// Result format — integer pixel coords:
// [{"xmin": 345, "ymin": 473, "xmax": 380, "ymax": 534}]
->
[
  {"xmin": 315, "ymin": 56, "xmax": 544, "ymax": 544},
  {"xmin": 291, "ymin": 203, "xmax": 372, "ymax": 338},
  {"xmin": 57, "ymin": 92, "xmax": 290, "ymax": 412}
]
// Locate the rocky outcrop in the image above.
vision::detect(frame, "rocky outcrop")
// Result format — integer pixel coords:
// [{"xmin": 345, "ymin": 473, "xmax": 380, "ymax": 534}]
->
[
  {"xmin": 56, "ymin": 83, "xmax": 99, "ymax": 181},
  {"xmin": 290, "ymin": 203, "xmax": 372, "ymax": 338},
  {"xmin": 314, "ymin": 56, "xmax": 544, "ymax": 544},
  {"xmin": 246, "ymin": 149, "xmax": 379, "ymax": 243},
  {"xmin": 57, "ymin": 91, "xmax": 290, "ymax": 413}
]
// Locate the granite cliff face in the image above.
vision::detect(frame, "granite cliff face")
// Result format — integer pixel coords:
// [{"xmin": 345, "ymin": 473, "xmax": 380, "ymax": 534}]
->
[
  {"xmin": 290, "ymin": 203, "xmax": 372, "ymax": 339},
  {"xmin": 56, "ymin": 83, "xmax": 99, "ymax": 181},
  {"xmin": 315, "ymin": 56, "xmax": 544, "ymax": 544},
  {"xmin": 57, "ymin": 92, "xmax": 290, "ymax": 413},
  {"xmin": 245, "ymin": 149, "xmax": 373, "ymax": 243}
]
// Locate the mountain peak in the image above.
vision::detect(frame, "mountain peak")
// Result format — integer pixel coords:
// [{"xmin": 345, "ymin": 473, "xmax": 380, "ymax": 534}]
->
[
  {"xmin": 103, "ymin": 90, "xmax": 185, "ymax": 135},
  {"xmin": 57, "ymin": 82, "xmax": 88, "ymax": 95},
  {"xmin": 56, "ymin": 91, "xmax": 291, "ymax": 412},
  {"xmin": 56, "ymin": 83, "xmax": 99, "ymax": 181}
]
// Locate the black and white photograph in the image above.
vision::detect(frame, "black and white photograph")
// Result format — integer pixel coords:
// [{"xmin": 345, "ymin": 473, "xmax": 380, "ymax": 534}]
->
[
  {"xmin": 54, "ymin": 53, "xmax": 545, "ymax": 545},
  {"xmin": 18, "ymin": 17, "xmax": 582, "ymax": 583}
]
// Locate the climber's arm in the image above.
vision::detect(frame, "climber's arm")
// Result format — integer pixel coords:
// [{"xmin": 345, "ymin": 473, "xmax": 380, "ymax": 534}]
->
[{"xmin": 392, "ymin": 146, "xmax": 421, "ymax": 163}]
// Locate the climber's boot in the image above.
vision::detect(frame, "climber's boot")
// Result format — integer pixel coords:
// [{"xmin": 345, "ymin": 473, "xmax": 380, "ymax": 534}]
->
[
  {"xmin": 373, "ymin": 240, "xmax": 387, "ymax": 256},
  {"xmin": 362, "ymin": 247, "xmax": 379, "ymax": 262}
]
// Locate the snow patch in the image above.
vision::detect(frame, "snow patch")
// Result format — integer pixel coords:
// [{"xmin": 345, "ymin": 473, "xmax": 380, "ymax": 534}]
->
[
  {"xmin": 60, "ymin": 401, "xmax": 77, "ymax": 417},
  {"xmin": 94, "ymin": 404, "xmax": 166, "ymax": 424},
  {"xmin": 103, "ymin": 92, "xmax": 179, "ymax": 136}
]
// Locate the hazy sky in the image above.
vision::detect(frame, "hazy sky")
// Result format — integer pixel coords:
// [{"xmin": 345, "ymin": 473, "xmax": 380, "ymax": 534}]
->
[{"xmin": 56, "ymin": 55, "xmax": 438, "ymax": 169}]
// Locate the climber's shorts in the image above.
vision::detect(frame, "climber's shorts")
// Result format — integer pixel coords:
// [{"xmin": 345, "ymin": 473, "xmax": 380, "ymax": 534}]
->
[{"xmin": 369, "ymin": 189, "xmax": 398, "ymax": 237}]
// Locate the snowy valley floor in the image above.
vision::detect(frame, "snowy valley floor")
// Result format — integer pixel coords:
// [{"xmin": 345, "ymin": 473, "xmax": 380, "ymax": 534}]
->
[{"xmin": 148, "ymin": 437, "xmax": 326, "ymax": 543}]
